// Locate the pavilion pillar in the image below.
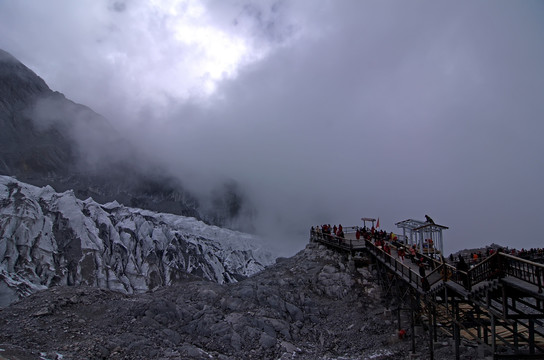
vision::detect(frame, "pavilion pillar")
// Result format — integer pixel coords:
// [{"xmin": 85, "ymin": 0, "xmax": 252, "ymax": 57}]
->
[{"xmin": 439, "ymin": 230, "xmax": 443, "ymax": 255}]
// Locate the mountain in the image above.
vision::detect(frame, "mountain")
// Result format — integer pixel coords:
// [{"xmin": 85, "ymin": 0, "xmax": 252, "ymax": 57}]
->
[
  {"xmin": 0, "ymin": 48, "xmax": 253, "ymax": 229},
  {"xmin": 0, "ymin": 175, "xmax": 274, "ymax": 307},
  {"xmin": 0, "ymin": 49, "xmax": 73, "ymax": 176}
]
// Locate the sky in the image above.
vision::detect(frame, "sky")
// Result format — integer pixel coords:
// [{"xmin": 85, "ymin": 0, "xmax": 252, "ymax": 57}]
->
[{"xmin": 1, "ymin": 1, "xmax": 544, "ymax": 256}]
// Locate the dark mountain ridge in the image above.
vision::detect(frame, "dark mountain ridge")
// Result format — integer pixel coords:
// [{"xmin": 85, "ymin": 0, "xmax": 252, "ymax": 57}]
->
[
  {"xmin": 0, "ymin": 49, "xmax": 73, "ymax": 177},
  {"xmin": 0, "ymin": 49, "xmax": 250, "ymax": 227}
]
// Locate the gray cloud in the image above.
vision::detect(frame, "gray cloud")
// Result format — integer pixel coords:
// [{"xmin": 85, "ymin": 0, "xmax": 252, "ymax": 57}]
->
[{"xmin": 1, "ymin": 1, "xmax": 543, "ymax": 256}]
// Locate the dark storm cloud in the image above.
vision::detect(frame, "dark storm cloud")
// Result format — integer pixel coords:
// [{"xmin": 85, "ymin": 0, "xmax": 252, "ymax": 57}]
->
[{"xmin": 1, "ymin": 1, "xmax": 543, "ymax": 255}]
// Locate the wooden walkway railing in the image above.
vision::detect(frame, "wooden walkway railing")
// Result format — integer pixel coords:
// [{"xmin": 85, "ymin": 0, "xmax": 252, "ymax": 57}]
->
[{"xmin": 310, "ymin": 229, "xmax": 544, "ymax": 294}]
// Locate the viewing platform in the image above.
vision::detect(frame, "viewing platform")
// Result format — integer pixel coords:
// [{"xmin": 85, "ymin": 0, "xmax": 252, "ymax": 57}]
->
[{"xmin": 310, "ymin": 218, "xmax": 544, "ymax": 360}]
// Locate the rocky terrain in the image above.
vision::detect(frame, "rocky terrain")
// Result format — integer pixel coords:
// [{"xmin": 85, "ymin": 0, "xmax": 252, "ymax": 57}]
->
[{"xmin": 0, "ymin": 243, "xmax": 420, "ymax": 360}]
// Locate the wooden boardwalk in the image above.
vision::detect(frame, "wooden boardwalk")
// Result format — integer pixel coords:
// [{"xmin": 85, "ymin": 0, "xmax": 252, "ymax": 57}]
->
[{"xmin": 310, "ymin": 228, "xmax": 544, "ymax": 359}]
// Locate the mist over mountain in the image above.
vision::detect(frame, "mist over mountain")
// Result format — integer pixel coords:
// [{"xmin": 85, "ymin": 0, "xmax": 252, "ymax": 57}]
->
[{"xmin": 0, "ymin": 49, "xmax": 253, "ymax": 230}]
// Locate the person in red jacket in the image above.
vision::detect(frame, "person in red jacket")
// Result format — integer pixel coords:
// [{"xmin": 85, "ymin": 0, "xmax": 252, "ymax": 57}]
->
[
  {"xmin": 410, "ymin": 246, "xmax": 416, "ymax": 263},
  {"xmin": 384, "ymin": 243, "xmax": 391, "ymax": 255},
  {"xmin": 397, "ymin": 247, "xmax": 405, "ymax": 262}
]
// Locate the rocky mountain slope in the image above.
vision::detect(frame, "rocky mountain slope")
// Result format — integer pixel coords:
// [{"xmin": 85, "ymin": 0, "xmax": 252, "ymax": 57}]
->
[
  {"xmin": 0, "ymin": 243, "xmax": 414, "ymax": 360},
  {"xmin": 0, "ymin": 175, "xmax": 274, "ymax": 308}
]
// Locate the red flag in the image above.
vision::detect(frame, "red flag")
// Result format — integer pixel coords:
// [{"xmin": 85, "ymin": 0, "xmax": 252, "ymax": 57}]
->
[{"xmin": 376, "ymin": 217, "xmax": 380, "ymax": 228}]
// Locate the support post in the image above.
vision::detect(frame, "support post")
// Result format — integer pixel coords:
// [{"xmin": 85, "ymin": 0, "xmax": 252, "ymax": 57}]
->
[
  {"xmin": 454, "ymin": 300, "xmax": 460, "ymax": 360},
  {"xmin": 483, "ymin": 321, "xmax": 489, "ymax": 345},
  {"xmin": 429, "ymin": 303, "xmax": 434, "ymax": 360},
  {"xmin": 513, "ymin": 321, "xmax": 518, "ymax": 349},
  {"xmin": 537, "ymin": 267, "xmax": 542, "ymax": 294},
  {"xmin": 411, "ymin": 303, "xmax": 416, "ymax": 354},
  {"xmin": 491, "ymin": 314, "xmax": 496, "ymax": 355},
  {"xmin": 529, "ymin": 318, "xmax": 535, "ymax": 354},
  {"xmin": 502, "ymin": 286, "xmax": 508, "ymax": 318},
  {"xmin": 445, "ymin": 287, "xmax": 449, "ymax": 316},
  {"xmin": 433, "ymin": 304, "xmax": 438, "ymax": 342},
  {"xmin": 476, "ymin": 305, "xmax": 481, "ymax": 340}
]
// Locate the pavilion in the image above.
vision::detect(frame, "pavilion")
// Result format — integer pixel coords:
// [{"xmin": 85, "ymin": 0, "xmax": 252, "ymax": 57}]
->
[
  {"xmin": 395, "ymin": 218, "xmax": 448, "ymax": 256},
  {"xmin": 360, "ymin": 217, "xmax": 376, "ymax": 229}
]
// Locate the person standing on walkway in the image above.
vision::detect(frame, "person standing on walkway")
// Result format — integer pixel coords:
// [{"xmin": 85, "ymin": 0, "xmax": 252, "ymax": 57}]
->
[
  {"xmin": 384, "ymin": 243, "xmax": 391, "ymax": 255},
  {"xmin": 456, "ymin": 255, "xmax": 469, "ymax": 287},
  {"xmin": 410, "ymin": 246, "xmax": 416, "ymax": 263},
  {"xmin": 397, "ymin": 247, "xmax": 405, "ymax": 262},
  {"xmin": 418, "ymin": 258, "xmax": 426, "ymax": 278}
]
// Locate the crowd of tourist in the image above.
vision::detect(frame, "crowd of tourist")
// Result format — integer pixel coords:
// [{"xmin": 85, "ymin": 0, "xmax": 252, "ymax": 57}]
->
[
  {"xmin": 311, "ymin": 222, "xmax": 544, "ymax": 294},
  {"xmin": 311, "ymin": 224, "xmax": 396, "ymax": 246},
  {"xmin": 312, "ymin": 224, "xmax": 439, "ymax": 292},
  {"xmin": 449, "ymin": 246, "xmax": 544, "ymax": 268},
  {"xmin": 311, "ymin": 224, "xmax": 346, "ymax": 240},
  {"xmin": 515, "ymin": 247, "xmax": 544, "ymax": 262}
]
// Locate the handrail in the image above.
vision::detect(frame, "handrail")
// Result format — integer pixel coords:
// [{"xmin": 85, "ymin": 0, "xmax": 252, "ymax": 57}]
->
[
  {"xmin": 469, "ymin": 252, "xmax": 500, "ymax": 287},
  {"xmin": 426, "ymin": 263, "xmax": 445, "ymax": 288},
  {"xmin": 310, "ymin": 228, "xmax": 544, "ymax": 294},
  {"xmin": 499, "ymin": 252, "xmax": 544, "ymax": 293},
  {"xmin": 343, "ymin": 226, "xmax": 358, "ymax": 234},
  {"xmin": 310, "ymin": 230, "xmax": 362, "ymax": 253},
  {"xmin": 363, "ymin": 238, "xmax": 425, "ymax": 291},
  {"xmin": 501, "ymin": 251, "xmax": 544, "ymax": 268}
]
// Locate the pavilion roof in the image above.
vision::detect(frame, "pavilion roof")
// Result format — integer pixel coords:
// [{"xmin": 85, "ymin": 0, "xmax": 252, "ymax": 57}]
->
[
  {"xmin": 413, "ymin": 223, "xmax": 449, "ymax": 231},
  {"xmin": 395, "ymin": 219, "xmax": 448, "ymax": 231},
  {"xmin": 395, "ymin": 219, "xmax": 426, "ymax": 230}
]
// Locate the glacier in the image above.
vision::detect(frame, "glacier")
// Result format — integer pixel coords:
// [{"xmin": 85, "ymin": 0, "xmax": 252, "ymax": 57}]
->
[{"xmin": 0, "ymin": 175, "xmax": 276, "ymax": 307}]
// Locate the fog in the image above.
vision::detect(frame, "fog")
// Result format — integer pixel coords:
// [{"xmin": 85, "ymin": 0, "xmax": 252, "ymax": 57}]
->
[{"xmin": 1, "ymin": 1, "xmax": 544, "ymax": 256}]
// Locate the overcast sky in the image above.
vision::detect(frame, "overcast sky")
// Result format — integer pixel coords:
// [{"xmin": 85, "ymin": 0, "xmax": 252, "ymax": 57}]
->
[{"xmin": 1, "ymin": 1, "xmax": 544, "ymax": 256}]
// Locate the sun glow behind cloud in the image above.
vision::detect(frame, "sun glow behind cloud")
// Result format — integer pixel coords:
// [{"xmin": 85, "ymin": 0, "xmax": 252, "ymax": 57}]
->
[
  {"xmin": 168, "ymin": 6, "xmax": 252, "ymax": 94},
  {"xmin": 122, "ymin": 0, "xmax": 263, "ymax": 104}
]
